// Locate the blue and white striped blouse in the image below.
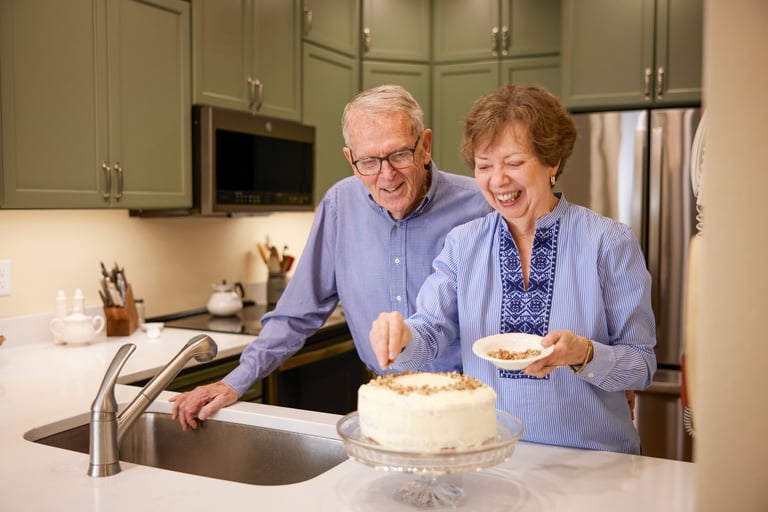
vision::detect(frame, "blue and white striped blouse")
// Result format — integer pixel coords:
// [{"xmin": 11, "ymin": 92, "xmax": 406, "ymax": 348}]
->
[{"xmin": 395, "ymin": 195, "xmax": 657, "ymax": 454}]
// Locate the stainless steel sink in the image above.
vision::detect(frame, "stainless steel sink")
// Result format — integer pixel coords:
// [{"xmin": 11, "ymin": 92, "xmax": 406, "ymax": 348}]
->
[{"xmin": 25, "ymin": 411, "xmax": 347, "ymax": 485}]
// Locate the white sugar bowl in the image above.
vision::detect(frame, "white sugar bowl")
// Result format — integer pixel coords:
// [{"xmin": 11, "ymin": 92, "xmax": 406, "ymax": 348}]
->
[{"xmin": 50, "ymin": 313, "xmax": 105, "ymax": 345}]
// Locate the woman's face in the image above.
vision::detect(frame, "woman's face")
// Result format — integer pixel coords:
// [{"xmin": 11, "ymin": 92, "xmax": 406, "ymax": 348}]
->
[
  {"xmin": 473, "ymin": 122, "xmax": 558, "ymax": 231},
  {"xmin": 343, "ymin": 110, "xmax": 431, "ymax": 221}
]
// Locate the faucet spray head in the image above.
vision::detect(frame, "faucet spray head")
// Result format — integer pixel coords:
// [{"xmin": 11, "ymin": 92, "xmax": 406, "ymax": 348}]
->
[{"xmin": 185, "ymin": 334, "xmax": 218, "ymax": 362}]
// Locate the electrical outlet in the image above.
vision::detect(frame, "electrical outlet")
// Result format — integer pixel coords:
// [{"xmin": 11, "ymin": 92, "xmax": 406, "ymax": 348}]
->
[{"xmin": 0, "ymin": 259, "xmax": 11, "ymax": 296}]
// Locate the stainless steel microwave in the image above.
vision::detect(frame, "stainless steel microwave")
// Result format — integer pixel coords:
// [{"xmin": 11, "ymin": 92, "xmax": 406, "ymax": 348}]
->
[
  {"xmin": 194, "ymin": 106, "xmax": 315, "ymax": 215},
  {"xmin": 132, "ymin": 106, "xmax": 315, "ymax": 217}
]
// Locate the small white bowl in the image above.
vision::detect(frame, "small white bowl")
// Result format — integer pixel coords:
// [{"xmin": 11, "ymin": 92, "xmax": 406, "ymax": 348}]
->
[
  {"xmin": 472, "ymin": 333, "xmax": 554, "ymax": 371},
  {"xmin": 141, "ymin": 322, "xmax": 164, "ymax": 338}
]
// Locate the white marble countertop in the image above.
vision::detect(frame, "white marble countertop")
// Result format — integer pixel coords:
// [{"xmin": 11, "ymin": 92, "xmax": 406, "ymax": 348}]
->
[{"xmin": 0, "ymin": 312, "xmax": 695, "ymax": 511}]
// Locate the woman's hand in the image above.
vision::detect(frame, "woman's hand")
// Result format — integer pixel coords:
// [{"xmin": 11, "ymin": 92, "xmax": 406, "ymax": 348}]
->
[
  {"xmin": 369, "ymin": 311, "xmax": 412, "ymax": 370},
  {"xmin": 169, "ymin": 381, "xmax": 238, "ymax": 431},
  {"xmin": 522, "ymin": 329, "xmax": 592, "ymax": 378}
]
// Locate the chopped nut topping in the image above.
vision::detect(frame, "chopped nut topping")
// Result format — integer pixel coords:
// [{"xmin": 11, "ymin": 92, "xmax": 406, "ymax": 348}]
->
[
  {"xmin": 369, "ymin": 371, "xmax": 486, "ymax": 395},
  {"xmin": 487, "ymin": 348, "xmax": 541, "ymax": 360}
]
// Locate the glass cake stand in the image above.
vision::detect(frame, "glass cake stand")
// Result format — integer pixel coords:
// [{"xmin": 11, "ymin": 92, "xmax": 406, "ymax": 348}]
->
[{"xmin": 336, "ymin": 410, "xmax": 524, "ymax": 509}]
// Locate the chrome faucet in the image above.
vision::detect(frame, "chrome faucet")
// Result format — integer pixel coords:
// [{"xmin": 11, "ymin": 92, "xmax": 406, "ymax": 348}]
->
[{"xmin": 87, "ymin": 334, "xmax": 218, "ymax": 477}]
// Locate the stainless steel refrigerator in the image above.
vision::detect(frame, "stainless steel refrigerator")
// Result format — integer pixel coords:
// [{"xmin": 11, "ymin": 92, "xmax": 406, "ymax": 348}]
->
[{"xmin": 556, "ymin": 108, "xmax": 701, "ymax": 461}]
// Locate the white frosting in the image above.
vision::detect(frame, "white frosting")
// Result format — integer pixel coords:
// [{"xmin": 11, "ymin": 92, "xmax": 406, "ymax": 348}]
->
[{"xmin": 357, "ymin": 372, "xmax": 498, "ymax": 452}]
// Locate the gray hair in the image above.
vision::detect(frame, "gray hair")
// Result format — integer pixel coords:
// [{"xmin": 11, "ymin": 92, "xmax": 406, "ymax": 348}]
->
[{"xmin": 341, "ymin": 85, "xmax": 424, "ymax": 147}]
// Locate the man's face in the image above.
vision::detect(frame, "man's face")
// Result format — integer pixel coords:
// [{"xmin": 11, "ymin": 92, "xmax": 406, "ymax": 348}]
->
[{"xmin": 343, "ymin": 110, "xmax": 432, "ymax": 220}]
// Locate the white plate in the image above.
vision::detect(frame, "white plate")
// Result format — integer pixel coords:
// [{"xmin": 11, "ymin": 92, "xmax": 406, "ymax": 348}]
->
[{"xmin": 472, "ymin": 332, "xmax": 553, "ymax": 371}]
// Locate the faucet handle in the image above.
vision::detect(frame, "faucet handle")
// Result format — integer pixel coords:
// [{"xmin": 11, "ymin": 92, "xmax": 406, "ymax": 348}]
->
[{"xmin": 91, "ymin": 343, "xmax": 136, "ymax": 414}]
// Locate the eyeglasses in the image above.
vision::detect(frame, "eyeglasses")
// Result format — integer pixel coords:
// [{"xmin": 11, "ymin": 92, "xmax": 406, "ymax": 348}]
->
[{"xmin": 350, "ymin": 135, "xmax": 421, "ymax": 176}]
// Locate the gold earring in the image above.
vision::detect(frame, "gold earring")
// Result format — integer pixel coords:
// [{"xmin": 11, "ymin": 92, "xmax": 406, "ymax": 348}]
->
[{"xmin": 550, "ymin": 175, "xmax": 556, "ymax": 187}]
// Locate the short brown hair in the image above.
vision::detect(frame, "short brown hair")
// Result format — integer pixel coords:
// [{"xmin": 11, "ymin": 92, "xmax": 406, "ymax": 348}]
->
[{"xmin": 460, "ymin": 84, "xmax": 577, "ymax": 180}]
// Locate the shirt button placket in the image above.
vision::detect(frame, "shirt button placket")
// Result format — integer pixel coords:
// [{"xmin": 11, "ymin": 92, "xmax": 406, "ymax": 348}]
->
[{"xmin": 390, "ymin": 223, "xmax": 407, "ymax": 314}]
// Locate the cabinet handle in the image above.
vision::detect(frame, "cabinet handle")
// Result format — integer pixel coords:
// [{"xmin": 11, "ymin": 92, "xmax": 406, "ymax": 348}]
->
[
  {"xmin": 501, "ymin": 26, "xmax": 509, "ymax": 57},
  {"xmin": 303, "ymin": 8, "xmax": 313, "ymax": 36},
  {"xmin": 101, "ymin": 161, "xmax": 111, "ymax": 202},
  {"xmin": 491, "ymin": 26, "xmax": 500, "ymax": 56},
  {"xmin": 363, "ymin": 27, "xmax": 371, "ymax": 54},
  {"xmin": 113, "ymin": 162, "xmax": 123, "ymax": 201},
  {"xmin": 643, "ymin": 67, "xmax": 652, "ymax": 99},
  {"xmin": 656, "ymin": 66, "xmax": 665, "ymax": 100},
  {"xmin": 247, "ymin": 77, "xmax": 263, "ymax": 112}
]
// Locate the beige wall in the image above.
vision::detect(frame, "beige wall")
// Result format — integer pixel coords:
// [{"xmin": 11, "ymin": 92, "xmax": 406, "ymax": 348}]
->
[
  {"xmin": 0, "ymin": 209, "xmax": 314, "ymax": 318},
  {"xmin": 696, "ymin": 0, "xmax": 768, "ymax": 509}
]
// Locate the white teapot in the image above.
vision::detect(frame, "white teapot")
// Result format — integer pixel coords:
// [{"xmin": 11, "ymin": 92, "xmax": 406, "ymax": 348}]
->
[
  {"xmin": 207, "ymin": 280, "xmax": 245, "ymax": 316},
  {"xmin": 50, "ymin": 313, "xmax": 105, "ymax": 345}
]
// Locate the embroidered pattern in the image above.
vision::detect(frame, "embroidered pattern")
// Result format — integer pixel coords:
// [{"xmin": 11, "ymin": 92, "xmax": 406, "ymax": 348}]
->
[{"xmin": 498, "ymin": 220, "xmax": 559, "ymax": 380}]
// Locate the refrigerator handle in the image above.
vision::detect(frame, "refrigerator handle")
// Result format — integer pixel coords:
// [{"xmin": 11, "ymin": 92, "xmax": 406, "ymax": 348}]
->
[
  {"xmin": 647, "ymin": 126, "xmax": 664, "ymax": 316},
  {"xmin": 632, "ymin": 123, "xmax": 648, "ymax": 242}
]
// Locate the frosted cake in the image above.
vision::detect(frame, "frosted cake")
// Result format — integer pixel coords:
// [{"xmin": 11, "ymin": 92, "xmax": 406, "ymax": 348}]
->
[{"xmin": 357, "ymin": 372, "xmax": 498, "ymax": 452}]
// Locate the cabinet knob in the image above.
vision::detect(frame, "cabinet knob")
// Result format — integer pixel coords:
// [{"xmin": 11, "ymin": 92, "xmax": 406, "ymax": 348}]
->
[
  {"xmin": 363, "ymin": 27, "xmax": 371, "ymax": 54},
  {"xmin": 247, "ymin": 77, "xmax": 264, "ymax": 113},
  {"xmin": 303, "ymin": 8, "xmax": 313, "ymax": 36},
  {"xmin": 501, "ymin": 26, "xmax": 509, "ymax": 57},
  {"xmin": 101, "ymin": 161, "xmax": 111, "ymax": 202},
  {"xmin": 113, "ymin": 162, "xmax": 123, "ymax": 201},
  {"xmin": 656, "ymin": 66, "xmax": 665, "ymax": 100},
  {"xmin": 491, "ymin": 27, "xmax": 500, "ymax": 57},
  {"xmin": 644, "ymin": 67, "xmax": 652, "ymax": 99}
]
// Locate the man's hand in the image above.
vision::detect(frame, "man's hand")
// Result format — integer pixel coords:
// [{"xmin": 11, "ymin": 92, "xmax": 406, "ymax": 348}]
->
[{"xmin": 169, "ymin": 381, "xmax": 238, "ymax": 431}]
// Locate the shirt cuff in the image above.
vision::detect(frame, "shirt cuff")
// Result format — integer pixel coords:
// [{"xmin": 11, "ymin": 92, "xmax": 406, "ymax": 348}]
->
[
  {"xmin": 221, "ymin": 364, "xmax": 256, "ymax": 397},
  {"xmin": 579, "ymin": 340, "xmax": 614, "ymax": 380}
]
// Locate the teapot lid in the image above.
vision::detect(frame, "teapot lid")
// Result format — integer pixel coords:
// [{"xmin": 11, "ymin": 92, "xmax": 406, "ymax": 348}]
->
[{"xmin": 212, "ymin": 280, "xmax": 233, "ymax": 292}]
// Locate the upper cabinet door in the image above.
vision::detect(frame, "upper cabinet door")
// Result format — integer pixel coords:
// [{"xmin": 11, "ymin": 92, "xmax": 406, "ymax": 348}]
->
[
  {"xmin": 433, "ymin": 0, "xmax": 560, "ymax": 63},
  {"xmin": 433, "ymin": 0, "xmax": 499, "ymax": 62},
  {"xmin": 362, "ymin": 0, "xmax": 430, "ymax": 62},
  {"xmin": 302, "ymin": 43, "xmax": 360, "ymax": 205},
  {"xmin": 561, "ymin": 0, "xmax": 654, "ymax": 110},
  {"xmin": 192, "ymin": 0, "xmax": 251, "ymax": 110},
  {"xmin": 302, "ymin": 0, "xmax": 360, "ymax": 57},
  {"xmin": 654, "ymin": 0, "xmax": 703, "ymax": 106},
  {"xmin": 251, "ymin": 0, "xmax": 302, "ymax": 120},
  {"xmin": 431, "ymin": 61, "xmax": 500, "ymax": 176},
  {"xmin": 561, "ymin": 0, "xmax": 702, "ymax": 111},
  {"xmin": 192, "ymin": 0, "xmax": 301, "ymax": 120},
  {"xmin": 0, "ymin": 0, "xmax": 109, "ymax": 207},
  {"xmin": 501, "ymin": 0, "xmax": 561, "ymax": 58},
  {"xmin": 0, "ymin": 0, "xmax": 191, "ymax": 209},
  {"xmin": 107, "ymin": 0, "xmax": 192, "ymax": 209}
]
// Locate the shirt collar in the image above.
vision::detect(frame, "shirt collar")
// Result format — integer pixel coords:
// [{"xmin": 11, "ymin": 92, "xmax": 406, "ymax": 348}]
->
[
  {"xmin": 366, "ymin": 162, "xmax": 437, "ymax": 221},
  {"xmin": 535, "ymin": 192, "xmax": 568, "ymax": 230}
]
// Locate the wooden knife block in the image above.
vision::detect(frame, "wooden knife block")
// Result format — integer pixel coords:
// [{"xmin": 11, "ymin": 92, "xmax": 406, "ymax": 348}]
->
[{"xmin": 104, "ymin": 284, "xmax": 139, "ymax": 336}]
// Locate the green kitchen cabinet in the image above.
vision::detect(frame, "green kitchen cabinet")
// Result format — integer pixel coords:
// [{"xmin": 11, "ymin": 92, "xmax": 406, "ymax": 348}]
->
[
  {"xmin": 430, "ymin": 0, "xmax": 561, "ymax": 176},
  {"xmin": 302, "ymin": 0, "xmax": 360, "ymax": 58},
  {"xmin": 362, "ymin": 0, "xmax": 430, "ymax": 62},
  {"xmin": 432, "ymin": 61, "xmax": 499, "ymax": 176},
  {"xmin": 561, "ymin": 0, "xmax": 703, "ymax": 110},
  {"xmin": 360, "ymin": 0, "xmax": 431, "ymax": 126},
  {"xmin": 362, "ymin": 62, "xmax": 431, "ymax": 128},
  {"xmin": 432, "ymin": 56, "xmax": 560, "ymax": 177},
  {"xmin": 501, "ymin": 56, "xmax": 561, "ymax": 98},
  {"xmin": 0, "ymin": 0, "xmax": 191, "ymax": 209},
  {"xmin": 192, "ymin": 0, "xmax": 301, "ymax": 121},
  {"xmin": 302, "ymin": 43, "xmax": 360, "ymax": 205},
  {"xmin": 433, "ymin": 0, "xmax": 560, "ymax": 63}
]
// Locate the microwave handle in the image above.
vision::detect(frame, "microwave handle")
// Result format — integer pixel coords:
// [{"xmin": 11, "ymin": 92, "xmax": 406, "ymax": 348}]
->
[{"xmin": 247, "ymin": 77, "xmax": 264, "ymax": 113}]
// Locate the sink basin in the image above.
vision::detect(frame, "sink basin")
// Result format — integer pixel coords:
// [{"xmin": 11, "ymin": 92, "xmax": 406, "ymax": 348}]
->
[{"xmin": 25, "ymin": 410, "xmax": 347, "ymax": 485}]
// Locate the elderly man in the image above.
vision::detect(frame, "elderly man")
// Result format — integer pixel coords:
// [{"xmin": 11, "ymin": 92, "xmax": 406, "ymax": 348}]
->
[{"xmin": 170, "ymin": 85, "xmax": 491, "ymax": 430}]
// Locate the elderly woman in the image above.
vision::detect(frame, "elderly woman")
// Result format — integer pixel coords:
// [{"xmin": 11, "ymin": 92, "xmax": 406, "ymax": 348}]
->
[{"xmin": 369, "ymin": 84, "xmax": 656, "ymax": 454}]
